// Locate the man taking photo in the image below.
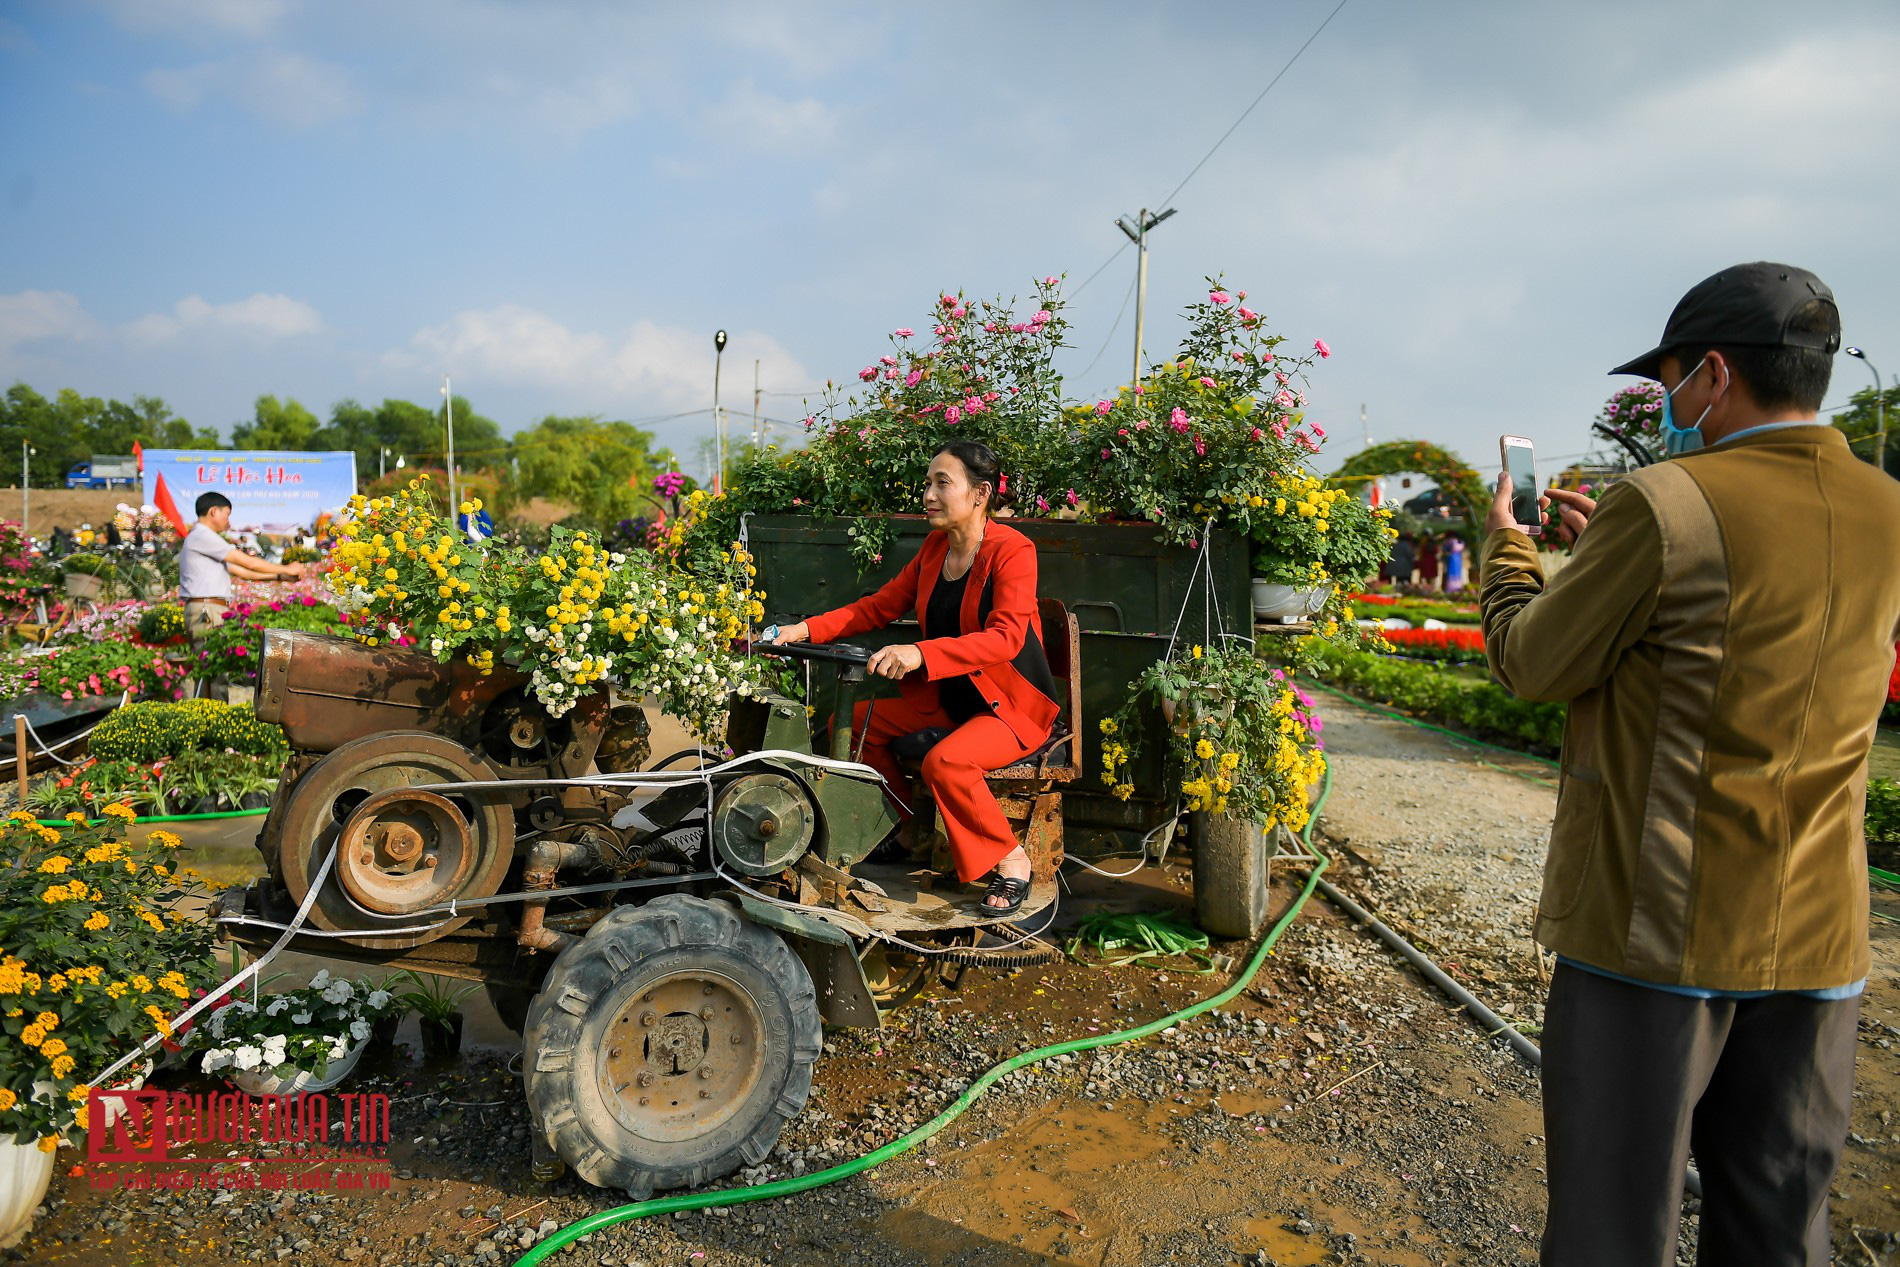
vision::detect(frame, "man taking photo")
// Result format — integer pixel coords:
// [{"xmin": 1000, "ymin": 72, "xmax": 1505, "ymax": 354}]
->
[
  {"xmin": 1480, "ymin": 262, "xmax": 1900, "ymax": 1266},
  {"xmin": 179, "ymin": 491, "xmax": 306, "ymax": 641}
]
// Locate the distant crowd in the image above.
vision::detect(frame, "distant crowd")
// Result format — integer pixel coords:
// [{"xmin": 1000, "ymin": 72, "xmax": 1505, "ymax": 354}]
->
[{"xmin": 1379, "ymin": 530, "xmax": 1467, "ymax": 592}]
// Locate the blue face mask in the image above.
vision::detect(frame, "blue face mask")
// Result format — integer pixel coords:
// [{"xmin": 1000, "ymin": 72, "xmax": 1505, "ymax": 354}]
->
[{"xmin": 1658, "ymin": 355, "xmax": 1723, "ymax": 457}]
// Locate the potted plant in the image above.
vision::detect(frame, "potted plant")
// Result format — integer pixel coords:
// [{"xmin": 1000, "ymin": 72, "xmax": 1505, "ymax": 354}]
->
[
  {"xmin": 0, "ymin": 804, "xmax": 223, "ymax": 1246},
  {"xmin": 390, "ymin": 970, "xmax": 478, "ymax": 1060},
  {"xmin": 196, "ymin": 969, "xmax": 395, "ymax": 1095}
]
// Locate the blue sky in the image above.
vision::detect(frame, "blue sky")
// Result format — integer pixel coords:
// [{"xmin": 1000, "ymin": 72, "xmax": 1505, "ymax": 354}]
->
[{"xmin": 3, "ymin": 0, "xmax": 1897, "ymax": 481}]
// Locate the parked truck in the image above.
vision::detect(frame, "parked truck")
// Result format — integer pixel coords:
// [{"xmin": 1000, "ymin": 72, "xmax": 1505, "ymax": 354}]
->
[{"xmin": 64, "ymin": 456, "xmax": 138, "ymax": 489}]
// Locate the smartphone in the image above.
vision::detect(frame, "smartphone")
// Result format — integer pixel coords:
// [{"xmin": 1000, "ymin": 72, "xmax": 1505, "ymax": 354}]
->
[{"xmin": 1500, "ymin": 435, "xmax": 1541, "ymax": 536}]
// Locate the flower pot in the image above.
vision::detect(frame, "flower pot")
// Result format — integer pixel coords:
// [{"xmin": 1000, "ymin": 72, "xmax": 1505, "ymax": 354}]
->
[
  {"xmin": 238, "ymin": 792, "xmax": 271, "ymax": 811},
  {"xmin": 364, "ymin": 1012, "xmax": 402, "ymax": 1058},
  {"xmin": 419, "ymin": 1014, "xmax": 464, "ymax": 1061},
  {"xmin": 0, "ymin": 1139, "xmax": 55, "ymax": 1250},
  {"xmin": 230, "ymin": 1039, "xmax": 366, "ymax": 1096},
  {"xmin": 1251, "ymin": 580, "xmax": 1307, "ymax": 622},
  {"xmin": 62, "ymin": 573, "xmax": 104, "ymax": 601},
  {"xmin": 1298, "ymin": 583, "xmax": 1335, "ymax": 616}
]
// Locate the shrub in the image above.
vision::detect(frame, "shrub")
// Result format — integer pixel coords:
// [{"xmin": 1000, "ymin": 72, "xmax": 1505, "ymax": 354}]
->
[
  {"xmin": 1870, "ymin": 779, "xmax": 1900, "ymax": 846},
  {"xmin": 136, "ymin": 603, "xmax": 186, "ymax": 644},
  {"xmin": 87, "ymin": 700, "xmax": 288, "ymax": 764},
  {"xmin": 1307, "ymin": 646, "xmax": 1567, "ymax": 752}
]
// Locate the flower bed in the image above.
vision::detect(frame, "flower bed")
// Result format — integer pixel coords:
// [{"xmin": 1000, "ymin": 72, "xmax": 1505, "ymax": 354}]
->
[
  {"xmin": 86, "ymin": 699, "xmax": 288, "ymax": 765},
  {"xmin": 1307, "ymin": 646, "xmax": 1567, "ymax": 753},
  {"xmin": 1378, "ymin": 626, "xmax": 1488, "ymax": 664},
  {"xmin": 0, "ymin": 806, "xmax": 222, "ymax": 1149},
  {"xmin": 192, "ymin": 594, "xmax": 345, "ymax": 684},
  {"xmin": 24, "ymin": 752, "xmax": 280, "ymax": 819},
  {"xmin": 0, "ymin": 639, "xmax": 187, "ymax": 704}
]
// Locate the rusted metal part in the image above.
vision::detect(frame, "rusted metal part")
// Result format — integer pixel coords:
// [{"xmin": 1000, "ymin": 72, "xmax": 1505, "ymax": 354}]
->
[
  {"xmin": 268, "ymin": 731, "xmax": 515, "ymax": 950},
  {"xmin": 335, "ymin": 787, "xmax": 476, "ymax": 915},
  {"xmin": 516, "ymin": 834, "xmax": 604, "ymax": 955},
  {"xmin": 602, "ymin": 971, "xmax": 769, "ymax": 1141},
  {"xmin": 256, "ymin": 629, "xmax": 608, "ymax": 778}
]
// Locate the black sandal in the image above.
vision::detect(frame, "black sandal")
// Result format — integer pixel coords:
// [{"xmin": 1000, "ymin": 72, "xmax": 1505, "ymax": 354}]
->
[{"xmin": 981, "ymin": 874, "xmax": 1031, "ymax": 915}]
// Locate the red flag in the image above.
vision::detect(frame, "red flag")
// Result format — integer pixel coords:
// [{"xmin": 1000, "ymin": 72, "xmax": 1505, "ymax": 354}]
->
[
  {"xmin": 132, "ymin": 441, "xmax": 143, "ymax": 473},
  {"xmin": 152, "ymin": 471, "xmax": 188, "ymax": 536}
]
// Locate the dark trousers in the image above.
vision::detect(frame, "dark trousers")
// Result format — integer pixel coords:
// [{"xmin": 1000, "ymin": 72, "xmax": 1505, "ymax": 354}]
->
[{"xmin": 1541, "ymin": 962, "xmax": 1860, "ymax": 1267}]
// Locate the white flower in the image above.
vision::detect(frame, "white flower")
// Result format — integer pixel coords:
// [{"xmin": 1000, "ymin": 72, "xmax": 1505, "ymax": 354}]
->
[
  {"xmin": 291, "ymin": 1010, "xmax": 312, "ymax": 1025},
  {"xmin": 366, "ymin": 990, "xmax": 391, "ymax": 1011},
  {"xmin": 349, "ymin": 1019, "xmax": 371, "ymax": 1042},
  {"xmin": 321, "ymin": 980, "xmax": 354, "ymax": 1005},
  {"xmin": 308, "ymin": 969, "xmax": 332, "ymax": 990},
  {"xmin": 202, "ymin": 1049, "xmax": 232, "ymax": 1072},
  {"xmin": 265, "ymin": 997, "xmax": 289, "ymax": 1017},
  {"xmin": 232, "ymin": 1045, "xmax": 263, "ymax": 1071},
  {"xmin": 328, "ymin": 1037, "xmax": 348, "ymax": 1060}
]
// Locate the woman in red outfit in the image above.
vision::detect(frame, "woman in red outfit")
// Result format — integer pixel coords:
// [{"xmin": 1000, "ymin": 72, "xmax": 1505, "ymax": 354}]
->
[{"xmin": 769, "ymin": 440, "xmax": 1060, "ymax": 912}]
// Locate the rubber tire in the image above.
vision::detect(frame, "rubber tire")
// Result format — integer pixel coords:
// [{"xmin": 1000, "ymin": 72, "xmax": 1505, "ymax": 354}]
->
[
  {"xmin": 1190, "ymin": 811, "xmax": 1270, "ymax": 939},
  {"xmin": 521, "ymin": 894, "xmax": 822, "ymax": 1197}
]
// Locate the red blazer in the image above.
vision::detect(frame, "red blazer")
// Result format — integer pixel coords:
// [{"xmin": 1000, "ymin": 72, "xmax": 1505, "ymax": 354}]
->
[{"xmin": 804, "ymin": 520, "xmax": 1059, "ymax": 748}]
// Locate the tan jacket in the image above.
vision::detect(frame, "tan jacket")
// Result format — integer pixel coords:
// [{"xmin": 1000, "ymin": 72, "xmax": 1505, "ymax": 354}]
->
[{"xmin": 1480, "ymin": 425, "xmax": 1900, "ymax": 991}]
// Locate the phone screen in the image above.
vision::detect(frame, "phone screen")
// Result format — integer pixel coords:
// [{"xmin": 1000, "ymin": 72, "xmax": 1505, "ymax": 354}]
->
[{"xmin": 1505, "ymin": 443, "xmax": 1539, "ymax": 529}]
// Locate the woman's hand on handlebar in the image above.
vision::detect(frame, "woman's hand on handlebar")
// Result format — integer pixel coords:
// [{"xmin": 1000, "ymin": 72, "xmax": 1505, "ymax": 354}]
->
[
  {"xmin": 768, "ymin": 621, "xmax": 810, "ymax": 646},
  {"xmin": 867, "ymin": 644, "xmax": 923, "ymax": 680}
]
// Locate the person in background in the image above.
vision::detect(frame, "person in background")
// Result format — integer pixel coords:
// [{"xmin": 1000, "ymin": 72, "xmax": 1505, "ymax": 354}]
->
[
  {"xmin": 1385, "ymin": 532, "xmax": 1416, "ymax": 587},
  {"xmin": 1481, "ymin": 262, "xmax": 1900, "ymax": 1267},
  {"xmin": 1442, "ymin": 535, "xmax": 1467, "ymax": 593},
  {"xmin": 1414, "ymin": 534, "xmax": 1440, "ymax": 590},
  {"xmin": 179, "ymin": 492, "xmax": 305, "ymax": 641}
]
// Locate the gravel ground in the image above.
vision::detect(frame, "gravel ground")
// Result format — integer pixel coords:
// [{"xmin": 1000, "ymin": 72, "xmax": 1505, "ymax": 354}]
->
[{"xmin": 17, "ymin": 694, "xmax": 1899, "ymax": 1266}]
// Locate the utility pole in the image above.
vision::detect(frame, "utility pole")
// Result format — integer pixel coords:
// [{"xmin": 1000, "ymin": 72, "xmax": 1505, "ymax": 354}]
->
[
  {"xmin": 752, "ymin": 359, "xmax": 762, "ymax": 450},
  {"xmin": 712, "ymin": 330, "xmax": 728, "ymax": 494},
  {"xmin": 20, "ymin": 441, "xmax": 30, "ymax": 544},
  {"xmin": 1116, "ymin": 207, "xmax": 1177, "ymax": 383},
  {"xmin": 1846, "ymin": 347, "xmax": 1886, "ymax": 475},
  {"xmin": 1360, "ymin": 403, "xmax": 1370, "ymax": 448},
  {"xmin": 441, "ymin": 375, "xmax": 457, "ymax": 514}
]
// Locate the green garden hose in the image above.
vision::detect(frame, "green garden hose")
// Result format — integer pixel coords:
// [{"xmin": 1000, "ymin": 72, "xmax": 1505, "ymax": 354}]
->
[
  {"xmin": 32, "ymin": 806, "xmax": 270, "ymax": 828},
  {"xmin": 514, "ymin": 765, "xmax": 1336, "ymax": 1267}
]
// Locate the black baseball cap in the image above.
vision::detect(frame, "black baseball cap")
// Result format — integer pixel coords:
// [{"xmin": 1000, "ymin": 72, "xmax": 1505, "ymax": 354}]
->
[{"xmin": 1610, "ymin": 261, "xmax": 1840, "ymax": 380}]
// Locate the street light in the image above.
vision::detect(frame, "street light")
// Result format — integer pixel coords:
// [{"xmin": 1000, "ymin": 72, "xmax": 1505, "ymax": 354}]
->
[
  {"xmin": 19, "ymin": 441, "xmax": 32, "ymax": 545},
  {"xmin": 441, "ymin": 376, "xmax": 457, "ymax": 515},
  {"xmin": 1115, "ymin": 207, "xmax": 1177, "ymax": 384},
  {"xmin": 712, "ymin": 329, "xmax": 728, "ymax": 494},
  {"xmin": 1845, "ymin": 347, "xmax": 1886, "ymax": 474}
]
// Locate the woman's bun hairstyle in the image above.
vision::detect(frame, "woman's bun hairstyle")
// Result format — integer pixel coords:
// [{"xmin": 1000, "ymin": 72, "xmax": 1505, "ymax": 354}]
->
[{"xmin": 934, "ymin": 439, "xmax": 1014, "ymax": 512}]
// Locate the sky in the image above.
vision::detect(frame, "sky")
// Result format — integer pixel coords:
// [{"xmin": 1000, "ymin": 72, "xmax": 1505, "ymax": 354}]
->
[{"xmin": 3, "ymin": 0, "xmax": 1898, "ymax": 482}]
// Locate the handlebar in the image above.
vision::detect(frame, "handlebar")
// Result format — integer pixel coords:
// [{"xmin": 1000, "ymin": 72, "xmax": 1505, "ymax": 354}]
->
[{"xmin": 750, "ymin": 639, "xmax": 872, "ymax": 667}]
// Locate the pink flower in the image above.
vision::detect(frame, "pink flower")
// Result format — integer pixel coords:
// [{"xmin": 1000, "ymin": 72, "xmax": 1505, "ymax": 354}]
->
[
  {"xmin": 945, "ymin": 405, "xmax": 962, "ymax": 424},
  {"xmin": 1272, "ymin": 421, "xmax": 1287, "ymax": 440},
  {"xmin": 873, "ymin": 553, "xmax": 883, "ymax": 564},
  {"xmin": 940, "ymin": 295, "xmax": 956, "ymax": 308},
  {"xmin": 1261, "ymin": 351, "xmax": 1275, "ymax": 364},
  {"xmin": 1251, "ymin": 427, "xmax": 1264, "ymax": 441},
  {"xmin": 894, "ymin": 327, "xmax": 914, "ymax": 338},
  {"xmin": 1275, "ymin": 371, "xmax": 1289, "ymax": 385},
  {"xmin": 984, "ymin": 321, "xmax": 997, "ymax": 332},
  {"xmin": 883, "ymin": 369, "xmax": 899, "ymax": 381},
  {"xmin": 1169, "ymin": 407, "xmax": 1190, "ymax": 433},
  {"xmin": 1232, "ymin": 351, "xmax": 1245, "ymax": 361},
  {"xmin": 1036, "ymin": 496, "xmax": 1050, "ymax": 512},
  {"xmin": 1314, "ymin": 338, "xmax": 1331, "ymax": 358},
  {"xmin": 905, "ymin": 370, "xmax": 922, "ymax": 387},
  {"xmin": 1101, "ymin": 448, "xmax": 1112, "ymax": 459},
  {"xmin": 965, "ymin": 396, "xmax": 983, "ymax": 413},
  {"xmin": 933, "ymin": 324, "xmax": 947, "ymax": 336},
  {"xmin": 1095, "ymin": 401, "xmax": 1112, "ymax": 415},
  {"xmin": 1010, "ymin": 323, "xmax": 1027, "ymax": 334},
  {"xmin": 880, "ymin": 355, "xmax": 897, "ymax": 367},
  {"xmin": 1043, "ymin": 275, "xmax": 1059, "ymax": 286},
  {"xmin": 1194, "ymin": 435, "xmax": 1206, "ymax": 457},
  {"xmin": 61, "ymin": 690, "xmax": 72, "ymax": 700},
  {"xmin": 858, "ymin": 367, "xmax": 877, "ymax": 382},
  {"xmin": 1133, "ymin": 384, "xmax": 1145, "ymax": 395},
  {"xmin": 1032, "ymin": 309, "xmax": 1052, "ymax": 324},
  {"xmin": 1066, "ymin": 488, "xmax": 1079, "ymax": 507},
  {"xmin": 1209, "ymin": 291, "xmax": 1230, "ymax": 305},
  {"xmin": 801, "ymin": 415, "xmax": 816, "ymax": 429},
  {"xmin": 1237, "ymin": 306, "xmax": 1257, "ymax": 322},
  {"xmin": 1135, "ymin": 419, "xmax": 1150, "ymax": 431},
  {"xmin": 950, "ymin": 305, "xmax": 967, "ymax": 318},
  {"xmin": 1311, "ymin": 424, "xmax": 1327, "ymax": 440},
  {"xmin": 1199, "ymin": 377, "xmax": 1216, "ymax": 389}
]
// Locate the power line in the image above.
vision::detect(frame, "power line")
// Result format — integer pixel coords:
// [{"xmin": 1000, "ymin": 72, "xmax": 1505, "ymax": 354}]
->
[
  {"xmin": 1150, "ymin": 0, "xmax": 1350, "ymax": 210},
  {"xmin": 1076, "ymin": 271, "xmax": 1140, "ymax": 381},
  {"xmin": 1069, "ymin": 242, "xmax": 1131, "ymax": 298}
]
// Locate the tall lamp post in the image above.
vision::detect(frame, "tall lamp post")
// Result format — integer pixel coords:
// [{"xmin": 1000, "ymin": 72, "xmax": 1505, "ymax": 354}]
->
[
  {"xmin": 441, "ymin": 376, "xmax": 457, "ymax": 514},
  {"xmin": 19, "ymin": 441, "xmax": 32, "ymax": 544},
  {"xmin": 1845, "ymin": 347, "xmax": 1886, "ymax": 474},
  {"xmin": 712, "ymin": 329, "xmax": 728, "ymax": 494},
  {"xmin": 1115, "ymin": 207, "xmax": 1177, "ymax": 383}
]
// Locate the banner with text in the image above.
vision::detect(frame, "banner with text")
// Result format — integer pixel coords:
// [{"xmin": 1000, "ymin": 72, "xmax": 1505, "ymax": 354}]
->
[{"xmin": 142, "ymin": 450, "xmax": 357, "ymax": 534}]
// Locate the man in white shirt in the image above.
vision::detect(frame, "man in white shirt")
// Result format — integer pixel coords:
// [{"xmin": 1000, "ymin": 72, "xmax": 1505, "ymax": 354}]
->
[{"xmin": 179, "ymin": 492, "xmax": 306, "ymax": 640}]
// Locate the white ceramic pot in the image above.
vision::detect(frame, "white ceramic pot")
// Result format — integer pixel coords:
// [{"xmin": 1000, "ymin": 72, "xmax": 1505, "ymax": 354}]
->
[
  {"xmin": 1251, "ymin": 580, "xmax": 1307, "ymax": 622},
  {"xmin": 231, "ymin": 1039, "xmax": 366, "ymax": 1097},
  {"xmin": 1298, "ymin": 584, "xmax": 1335, "ymax": 616},
  {"xmin": 0, "ymin": 1139, "xmax": 56, "ymax": 1250}
]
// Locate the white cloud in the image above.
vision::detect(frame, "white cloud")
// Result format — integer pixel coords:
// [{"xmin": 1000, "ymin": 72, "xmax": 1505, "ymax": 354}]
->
[
  {"xmin": 701, "ymin": 79, "xmax": 841, "ymax": 152},
  {"xmin": 0, "ymin": 291, "xmax": 100, "ymax": 353},
  {"xmin": 386, "ymin": 304, "xmax": 811, "ymax": 416},
  {"xmin": 126, "ymin": 293, "xmax": 325, "ymax": 344},
  {"xmin": 144, "ymin": 50, "xmax": 360, "ymax": 129},
  {"xmin": 97, "ymin": 0, "xmax": 293, "ymax": 39}
]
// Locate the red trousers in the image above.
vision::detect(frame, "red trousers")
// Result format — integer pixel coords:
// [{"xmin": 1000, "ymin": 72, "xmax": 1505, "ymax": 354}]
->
[{"xmin": 850, "ymin": 696, "xmax": 1037, "ymax": 883}]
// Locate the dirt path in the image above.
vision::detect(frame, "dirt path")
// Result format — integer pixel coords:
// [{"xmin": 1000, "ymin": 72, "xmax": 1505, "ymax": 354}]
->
[{"xmin": 21, "ymin": 695, "xmax": 1900, "ymax": 1266}]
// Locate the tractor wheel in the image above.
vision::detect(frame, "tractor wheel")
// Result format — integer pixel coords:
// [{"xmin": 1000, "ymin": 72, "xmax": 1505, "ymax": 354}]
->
[
  {"xmin": 521, "ymin": 894, "xmax": 821, "ymax": 1197},
  {"xmin": 1189, "ymin": 811, "xmax": 1270, "ymax": 939}
]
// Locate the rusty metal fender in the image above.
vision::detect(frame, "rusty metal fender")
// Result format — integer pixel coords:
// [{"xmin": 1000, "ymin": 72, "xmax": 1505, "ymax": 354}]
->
[{"xmin": 715, "ymin": 892, "xmax": 880, "ymax": 1029}]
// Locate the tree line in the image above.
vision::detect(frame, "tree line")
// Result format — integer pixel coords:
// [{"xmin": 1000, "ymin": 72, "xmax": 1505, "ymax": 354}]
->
[{"xmin": 0, "ymin": 382, "xmax": 693, "ymax": 530}]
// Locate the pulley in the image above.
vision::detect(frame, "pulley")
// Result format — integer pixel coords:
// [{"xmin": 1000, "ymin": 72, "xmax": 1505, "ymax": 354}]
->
[{"xmin": 711, "ymin": 772, "xmax": 816, "ymax": 877}]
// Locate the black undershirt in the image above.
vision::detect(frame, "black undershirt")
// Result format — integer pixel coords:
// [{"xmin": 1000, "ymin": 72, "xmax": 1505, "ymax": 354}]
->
[{"xmin": 924, "ymin": 562, "xmax": 1060, "ymax": 725}]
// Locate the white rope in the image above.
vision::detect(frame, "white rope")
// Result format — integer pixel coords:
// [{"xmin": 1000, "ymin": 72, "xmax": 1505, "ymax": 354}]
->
[
  {"xmin": 12, "ymin": 690, "xmax": 130, "ymax": 768},
  {"xmin": 1162, "ymin": 518, "xmax": 1220, "ymax": 661}
]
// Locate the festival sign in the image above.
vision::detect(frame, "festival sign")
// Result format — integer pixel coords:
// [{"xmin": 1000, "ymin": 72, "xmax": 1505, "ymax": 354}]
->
[{"xmin": 141, "ymin": 449, "xmax": 358, "ymax": 535}]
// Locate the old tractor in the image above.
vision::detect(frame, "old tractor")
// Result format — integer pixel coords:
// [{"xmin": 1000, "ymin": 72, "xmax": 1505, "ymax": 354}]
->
[{"xmin": 217, "ymin": 608, "xmax": 1084, "ymax": 1198}]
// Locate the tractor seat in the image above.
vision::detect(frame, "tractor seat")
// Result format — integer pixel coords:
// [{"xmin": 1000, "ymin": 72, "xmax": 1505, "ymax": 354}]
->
[{"xmin": 890, "ymin": 721, "xmax": 1075, "ymax": 771}]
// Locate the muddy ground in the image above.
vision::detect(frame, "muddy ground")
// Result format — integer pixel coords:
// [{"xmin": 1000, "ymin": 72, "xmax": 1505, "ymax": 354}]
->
[{"xmin": 16, "ymin": 695, "xmax": 1900, "ymax": 1265}]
